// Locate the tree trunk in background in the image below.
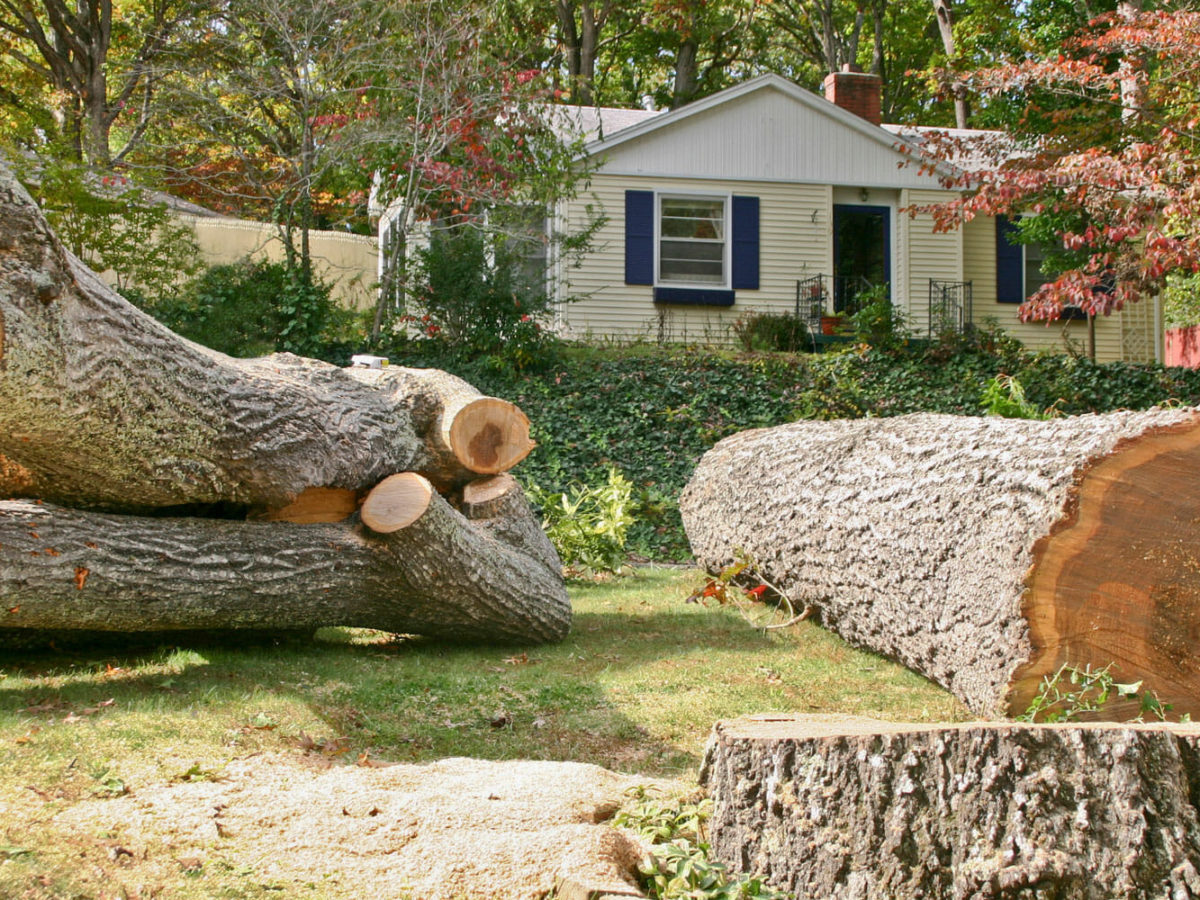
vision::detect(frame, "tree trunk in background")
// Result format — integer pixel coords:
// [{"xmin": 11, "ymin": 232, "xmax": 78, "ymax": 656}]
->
[
  {"xmin": 932, "ymin": 0, "xmax": 969, "ymax": 128},
  {"xmin": 680, "ymin": 409, "xmax": 1200, "ymax": 718},
  {"xmin": 0, "ymin": 157, "xmax": 566, "ymax": 645},
  {"xmin": 701, "ymin": 714, "xmax": 1200, "ymax": 899}
]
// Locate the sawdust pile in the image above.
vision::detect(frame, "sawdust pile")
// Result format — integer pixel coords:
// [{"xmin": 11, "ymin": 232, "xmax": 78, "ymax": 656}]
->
[{"xmin": 53, "ymin": 753, "xmax": 682, "ymax": 898}]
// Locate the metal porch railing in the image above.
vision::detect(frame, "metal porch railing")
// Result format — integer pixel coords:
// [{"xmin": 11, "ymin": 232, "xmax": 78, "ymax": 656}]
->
[{"xmin": 928, "ymin": 279, "xmax": 973, "ymax": 336}]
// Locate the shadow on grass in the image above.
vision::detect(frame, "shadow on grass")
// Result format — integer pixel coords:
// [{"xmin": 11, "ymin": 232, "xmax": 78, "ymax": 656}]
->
[{"xmin": 0, "ymin": 577, "xmax": 785, "ymax": 777}]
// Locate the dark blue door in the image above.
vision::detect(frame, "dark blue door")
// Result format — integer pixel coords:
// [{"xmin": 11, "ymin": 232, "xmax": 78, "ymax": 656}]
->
[{"xmin": 833, "ymin": 204, "xmax": 891, "ymax": 312}]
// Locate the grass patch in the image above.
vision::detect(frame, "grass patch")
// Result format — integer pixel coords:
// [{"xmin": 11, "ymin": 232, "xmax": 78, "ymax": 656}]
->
[{"xmin": 0, "ymin": 568, "xmax": 967, "ymax": 898}]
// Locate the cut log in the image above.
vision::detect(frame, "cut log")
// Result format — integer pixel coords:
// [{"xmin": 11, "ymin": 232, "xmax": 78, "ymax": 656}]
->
[
  {"xmin": 680, "ymin": 409, "xmax": 1200, "ymax": 718},
  {"xmin": 443, "ymin": 396, "xmax": 534, "ymax": 474},
  {"xmin": 700, "ymin": 714, "xmax": 1200, "ymax": 900},
  {"xmin": 0, "ymin": 161, "xmax": 534, "ymax": 510},
  {"xmin": 360, "ymin": 473, "xmax": 434, "ymax": 533},
  {"xmin": 0, "ymin": 489, "xmax": 569, "ymax": 642},
  {"xmin": 462, "ymin": 474, "xmax": 522, "ymax": 520}
]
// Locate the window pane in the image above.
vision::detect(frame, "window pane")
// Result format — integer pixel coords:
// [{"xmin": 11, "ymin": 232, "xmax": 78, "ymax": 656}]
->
[
  {"xmin": 658, "ymin": 196, "xmax": 725, "ymax": 284},
  {"xmin": 660, "ymin": 259, "xmax": 724, "ymax": 282}
]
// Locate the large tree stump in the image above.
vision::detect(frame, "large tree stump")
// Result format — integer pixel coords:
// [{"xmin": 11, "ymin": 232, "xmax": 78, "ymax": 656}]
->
[
  {"xmin": 680, "ymin": 410, "xmax": 1200, "ymax": 718},
  {"xmin": 700, "ymin": 714, "xmax": 1200, "ymax": 900},
  {"xmin": 0, "ymin": 159, "xmax": 566, "ymax": 644}
]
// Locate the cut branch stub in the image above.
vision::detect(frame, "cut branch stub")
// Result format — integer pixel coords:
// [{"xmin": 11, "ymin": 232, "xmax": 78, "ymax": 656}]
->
[
  {"xmin": 444, "ymin": 397, "xmax": 534, "ymax": 475},
  {"xmin": 462, "ymin": 473, "xmax": 521, "ymax": 520},
  {"xmin": 361, "ymin": 473, "xmax": 434, "ymax": 533}
]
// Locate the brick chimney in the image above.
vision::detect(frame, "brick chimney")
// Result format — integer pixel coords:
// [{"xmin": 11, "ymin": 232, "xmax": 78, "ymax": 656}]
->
[{"xmin": 823, "ymin": 64, "xmax": 883, "ymax": 126}]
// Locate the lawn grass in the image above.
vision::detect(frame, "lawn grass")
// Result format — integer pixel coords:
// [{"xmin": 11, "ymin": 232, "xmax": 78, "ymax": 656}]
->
[{"xmin": 0, "ymin": 567, "xmax": 968, "ymax": 898}]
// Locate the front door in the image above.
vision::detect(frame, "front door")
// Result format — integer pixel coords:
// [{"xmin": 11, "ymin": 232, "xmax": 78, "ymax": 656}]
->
[{"xmin": 833, "ymin": 204, "xmax": 890, "ymax": 312}]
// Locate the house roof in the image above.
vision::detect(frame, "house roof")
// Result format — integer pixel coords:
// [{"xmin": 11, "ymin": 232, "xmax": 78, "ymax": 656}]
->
[
  {"xmin": 882, "ymin": 124, "xmax": 1008, "ymax": 176},
  {"xmin": 548, "ymin": 105, "xmax": 664, "ymax": 144},
  {"xmin": 570, "ymin": 73, "xmax": 984, "ymax": 184}
]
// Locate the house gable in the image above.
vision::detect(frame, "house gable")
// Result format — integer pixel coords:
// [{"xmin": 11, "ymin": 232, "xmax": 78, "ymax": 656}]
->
[{"xmin": 587, "ymin": 74, "xmax": 949, "ymax": 190}]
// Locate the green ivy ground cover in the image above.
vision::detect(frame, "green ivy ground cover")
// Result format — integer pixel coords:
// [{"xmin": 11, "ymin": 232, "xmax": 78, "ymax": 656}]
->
[{"xmin": 382, "ymin": 338, "xmax": 1200, "ymax": 559}]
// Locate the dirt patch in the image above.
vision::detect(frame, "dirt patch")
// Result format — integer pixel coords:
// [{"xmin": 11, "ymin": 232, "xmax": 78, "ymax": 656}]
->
[{"xmin": 48, "ymin": 753, "xmax": 682, "ymax": 898}]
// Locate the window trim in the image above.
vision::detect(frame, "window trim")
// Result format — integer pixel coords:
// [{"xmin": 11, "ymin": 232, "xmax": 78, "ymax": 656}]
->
[{"xmin": 655, "ymin": 191, "xmax": 732, "ymax": 290}]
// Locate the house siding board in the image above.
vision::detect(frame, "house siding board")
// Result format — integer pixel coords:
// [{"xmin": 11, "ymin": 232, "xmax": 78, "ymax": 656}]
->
[
  {"xmin": 901, "ymin": 190, "xmax": 963, "ymax": 335},
  {"xmin": 560, "ymin": 174, "xmax": 828, "ymax": 343},
  {"xmin": 964, "ymin": 215, "xmax": 1138, "ymax": 363},
  {"xmin": 596, "ymin": 86, "xmax": 940, "ymax": 190}
]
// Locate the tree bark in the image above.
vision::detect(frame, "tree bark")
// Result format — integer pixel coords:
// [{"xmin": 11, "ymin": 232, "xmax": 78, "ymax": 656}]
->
[
  {"xmin": 0, "ymin": 157, "xmax": 566, "ymax": 645},
  {"xmin": 680, "ymin": 408, "xmax": 1200, "ymax": 718},
  {"xmin": 700, "ymin": 713, "xmax": 1200, "ymax": 900},
  {"xmin": 0, "ymin": 162, "xmax": 532, "ymax": 511},
  {"xmin": 932, "ymin": 0, "xmax": 969, "ymax": 128},
  {"xmin": 0, "ymin": 484, "xmax": 568, "ymax": 642}
]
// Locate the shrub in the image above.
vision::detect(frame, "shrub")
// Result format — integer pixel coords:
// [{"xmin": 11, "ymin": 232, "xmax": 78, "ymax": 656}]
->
[
  {"xmin": 1163, "ymin": 272, "xmax": 1200, "ymax": 330},
  {"xmin": 848, "ymin": 286, "xmax": 909, "ymax": 348},
  {"xmin": 407, "ymin": 226, "xmax": 555, "ymax": 371},
  {"xmin": 28, "ymin": 157, "xmax": 202, "ymax": 306},
  {"xmin": 529, "ymin": 468, "xmax": 634, "ymax": 574},
  {"xmin": 980, "ymin": 373, "xmax": 1047, "ymax": 419},
  {"xmin": 731, "ymin": 312, "xmax": 810, "ymax": 352},
  {"xmin": 150, "ymin": 260, "xmax": 346, "ymax": 358}
]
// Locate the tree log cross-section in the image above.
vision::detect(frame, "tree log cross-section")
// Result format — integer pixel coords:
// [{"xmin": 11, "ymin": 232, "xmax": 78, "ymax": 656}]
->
[
  {"xmin": 680, "ymin": 409, "xmax": 1200, "ymax": 718},
  {"xmin": 701, "ymin": 714, "xmax": 1200, "ymax": 900},
  {"xmin": 0, "ymin": 158, "xmax": 568, "ymax": 644}
]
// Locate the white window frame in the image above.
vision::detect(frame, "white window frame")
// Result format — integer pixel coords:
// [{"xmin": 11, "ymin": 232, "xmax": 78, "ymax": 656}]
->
[{"xmin": 655, "ymin": 191, "xmax": 731, "ymax": 289}]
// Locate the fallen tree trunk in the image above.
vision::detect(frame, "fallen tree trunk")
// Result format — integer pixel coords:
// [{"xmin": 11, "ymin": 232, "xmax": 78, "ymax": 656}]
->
[
  {"xmin": 0, "ymin": 158, "xmax": 566, "ymax": 645},
  {"xmin": 0, "ymin": 477, "xmax": 568, "ymax": 642},
  {"xmin": 680, "ymin": 409, "xmax": 1200, "ymax": 718},
  {"xmin": 701, "ymin": 714, "xmax": 1200, "ymax": 900},
  {"xmin": 0, "ymin": 165, "xmax": 532, "ymax": 511}
]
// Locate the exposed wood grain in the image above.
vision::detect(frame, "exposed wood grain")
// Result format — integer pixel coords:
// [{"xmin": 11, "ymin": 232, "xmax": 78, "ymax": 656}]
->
[
  {"xmin": 253, "ymin": 486, "xmax": 361, "ymax": 524},
  {"xmin": 360, "ymin": 473, "xmax": 434, "ymax": 533}
]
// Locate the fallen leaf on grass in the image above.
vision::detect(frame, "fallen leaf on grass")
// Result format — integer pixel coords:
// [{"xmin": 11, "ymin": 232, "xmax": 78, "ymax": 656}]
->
[
  {"xmin": 20, "ymin": 699, "xmax": 63, "ymax": 714},
  {"xmin": 293, "ymin": 731, "xmax": 351, "ymax": 757},
  {"xmin": 490, "ymin": 710, "xmax": 512, "ymax": 729},
  {"xmin": 503, "ymin": 653, "xmax": 537, "ymax": 666},
  {"xmin": 356, "ymin": 749, "xmax": 397, "ymax": 768}
]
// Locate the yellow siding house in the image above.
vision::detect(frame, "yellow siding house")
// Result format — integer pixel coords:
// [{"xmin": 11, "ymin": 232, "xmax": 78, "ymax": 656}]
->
[{"xmin": 551, "ymin": 72, "xmax": 1161, "ymax": 363}]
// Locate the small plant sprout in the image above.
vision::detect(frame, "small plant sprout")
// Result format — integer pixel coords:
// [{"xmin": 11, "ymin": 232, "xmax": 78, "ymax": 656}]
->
[
  {"xmin": 1019, "ymin": 661, "xmax": 1183, "ymax": 723},
  {"xmin": 687, "ymin": 552, "xmax": 812, "ymax": 632},
  {"xmin": 615, "ymin": 787, "xmax": 788, "ymax": 900}
]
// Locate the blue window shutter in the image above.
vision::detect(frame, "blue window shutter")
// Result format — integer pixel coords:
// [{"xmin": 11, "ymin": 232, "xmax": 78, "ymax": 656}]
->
[
  {"xmin": 625, "ymin": 190, "xmax": 654, "ymax": 285},
  {"xmin": 731, "ymin": 195, "xmax": 760, "ymax": 290},
  {"xmin": 996, "ymin": 215, "xmax": 1023, "ymax": 304}
]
